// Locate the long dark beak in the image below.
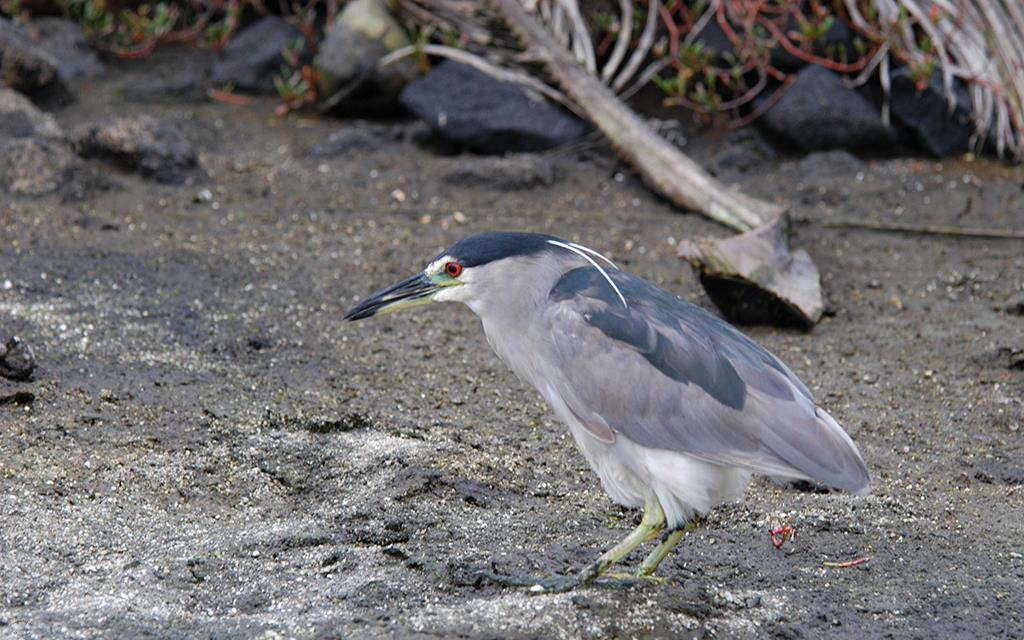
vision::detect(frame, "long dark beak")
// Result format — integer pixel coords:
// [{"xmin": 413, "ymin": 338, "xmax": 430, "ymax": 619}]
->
[{"xmin": 344, "ymin": 273, "xmax": 441, "ymax": 321}]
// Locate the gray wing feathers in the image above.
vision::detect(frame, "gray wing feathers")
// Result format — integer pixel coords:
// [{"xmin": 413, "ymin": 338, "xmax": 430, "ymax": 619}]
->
[{"xmin": 545, "ymin": 270, "xmax": 870, "ymax": 493}]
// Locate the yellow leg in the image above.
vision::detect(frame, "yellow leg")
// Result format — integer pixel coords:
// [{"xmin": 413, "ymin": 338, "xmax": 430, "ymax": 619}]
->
[
  {"xmin": 483, "ymin": 494, "xmax": 672, "ymax": 592},
  {"xmin": 638, "ymin": 518, "xmax": 701, "ymax": 576},
  {"xmin": 577, "ymin": 493, "xmax": 665, "ymax": 585}
]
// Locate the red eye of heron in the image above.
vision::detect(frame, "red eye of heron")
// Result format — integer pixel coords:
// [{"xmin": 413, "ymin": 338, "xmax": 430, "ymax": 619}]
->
[{"xmin": 445, "ymin": 262, "xmax": 463, "ymax": 277}]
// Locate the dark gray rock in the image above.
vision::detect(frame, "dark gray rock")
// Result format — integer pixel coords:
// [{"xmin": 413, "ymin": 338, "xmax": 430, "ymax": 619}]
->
[
  {"xmin": 757, "ymin": 65, "xmax": 902, "ymax": 153},
  {"xmin": 307, "ymin": 126, "xmax": 385, "ymax": 157},
  {"xmin": 796, "ymin": 149, "xmax": 863, "ymax": 174},
  {"xmin": 0, "ymin": 335, "xmax": 35, "ymax": 381},
  {"xmin": 443, "ymin": 154, "xmax": 556, "ymax": 190},
  {"xmin": 0, "ymin": 137, "xmax": 74, "ymax": 195},
  {"xmin": 399, "ymin": 61, "xmax": 588, "ymax": 154},
  {"xmin": 314, "ymin": 0, "xmax": 417, "ymax": 110},
  {"xmin": 889, "ymin": 68, "xmax": 975, "ymax": 157},
  {"xmin": 71, "ymin": 116, "xmax": 198, "ymax": 184},
  {"xmin": 0, "ymin": 135, "xmax": 108, "ymax": 199},
  {"xmin": 709, "ymin": 128, "xmax": 777, "ymax": 174},
  {"xmin": 971, "ymin": 458, "xmax": 1024, "ymax": 485},
  {"xmin": 0, "ymin": 87, "xmax": 63, "ymax": 139},
  {"xmin": 974, "ymin": 345, "xmax": 1024, "ymax": 371},
  {"xmin": 122, "ymin": 69, "xmax": 208, "ymax": 104},
  {"xmin": 33, "ymin": 17, "xmax": 105, "ymax": 82},
  {"xmin": 1004, "ymin": 293, "xmax": 1024, "ymax": 316},
  {"xmin": 0, "ymin": 17, "xmax": 62, "ymax": 93},
  {"xmin": 0, "ymin": 90, "xmax": 109, "ymax": 199},
  {"xmin": 210, "ymin": 16, "xmax": 302, "ymax": 94}
]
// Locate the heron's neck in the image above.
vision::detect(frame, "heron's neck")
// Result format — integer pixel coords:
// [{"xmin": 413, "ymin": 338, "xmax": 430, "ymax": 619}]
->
[{"xmin": 468, "ymin": 254, "xmax": 585, "ymax": 376}]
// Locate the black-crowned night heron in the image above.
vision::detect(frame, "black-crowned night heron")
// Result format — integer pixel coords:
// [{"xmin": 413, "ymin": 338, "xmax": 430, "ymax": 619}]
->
[{"xmin": 346, "ymin": 231, "xmax": 870, "ymax": 591}]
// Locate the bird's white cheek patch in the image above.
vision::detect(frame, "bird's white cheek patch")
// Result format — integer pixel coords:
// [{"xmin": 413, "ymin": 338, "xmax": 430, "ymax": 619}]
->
[
  {"xmin": 433, "ymin": 286, "xmax": 466, "ymax": 302},
  {"xmin": 434, "ymin": 281, "xmax": 474, "ymax": 303}
]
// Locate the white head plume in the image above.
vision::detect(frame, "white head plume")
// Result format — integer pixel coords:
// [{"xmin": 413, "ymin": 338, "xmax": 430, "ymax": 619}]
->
[{"xmin": 546, "ymin": 240, "xmax": 627, "ymax": 309}]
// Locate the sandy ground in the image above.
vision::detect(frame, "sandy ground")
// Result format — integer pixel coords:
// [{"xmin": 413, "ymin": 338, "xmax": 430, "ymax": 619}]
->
[{"xmin": 2, "ymin": 47, "xmax": 1024, "ymax": 639}]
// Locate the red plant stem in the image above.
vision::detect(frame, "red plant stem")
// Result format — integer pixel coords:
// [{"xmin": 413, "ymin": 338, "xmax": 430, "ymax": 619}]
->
[
  {"xmin": 768, "ymin": 515, "xmax": 797, "ymax": 549},
  {"xmin": 756, "ymin": 14, "xmax": 875, "ymax": 73},
  {"xmin": 207, "ymin": 88, "xmax": 255, "ymax": 105},
  {"xmin": 109, "ymin": 41, "xmax": 158, "ymax": 59},
  {"xmin": 163, "ymin": 7, "xmax": 216, "ymax": 43},
  {"xmin": 660, "ymin": 3, "xmax": 681, "ymax": 65},
  {"xmin": 716, "ymin": 1, "xmax": 745, "ymax": 49},
  {"xmin": 666, "ymin": 65, "xmax": 770, "ymax": 113},
  {"xmin": 823, "ymin": 557, "xmax": 870, "ymax": 568}
]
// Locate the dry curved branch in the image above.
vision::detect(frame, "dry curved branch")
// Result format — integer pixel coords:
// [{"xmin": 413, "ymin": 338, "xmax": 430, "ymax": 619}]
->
[{"xmin": 378, "ymin": 43, "xmax": 581, "ymax": 114}]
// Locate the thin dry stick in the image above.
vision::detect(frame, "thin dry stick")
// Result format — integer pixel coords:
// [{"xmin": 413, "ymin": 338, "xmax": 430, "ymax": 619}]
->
[
  {"xmin": 402, "ymin": 1, "xmax": 493, "ymax": 45},
  {"xmin": 559, "ymin": 0, "xmax": 597, "ymax": 74},
  {"xmin": 600, "ymin": 0, "xmax": 633, "ymax": 84},
  {"xmin": 825, "ymin": 219, "xmax": 1024, "ymax": 239},
  {"xmin": 610, "ymin": 0, "xmax": 661, "ymax": 93},
  {"xmin": 378, "ymin": 43, "xmax": 580, "ymax": 114}
]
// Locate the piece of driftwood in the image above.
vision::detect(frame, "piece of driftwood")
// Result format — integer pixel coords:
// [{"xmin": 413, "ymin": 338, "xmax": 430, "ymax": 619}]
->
[
  {"xmin": 488, "ymin": 0, "xmax": 824, "ymax": 327},
  {"xmin": 678, "ymin": 218, "xmax": 824, "ymax": 328}
]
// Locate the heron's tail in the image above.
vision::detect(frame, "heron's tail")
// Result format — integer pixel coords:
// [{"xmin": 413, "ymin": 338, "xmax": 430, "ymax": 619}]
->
[{"xmin": 811, "ymin": 406, "xmax": 871, "ymax": 496}]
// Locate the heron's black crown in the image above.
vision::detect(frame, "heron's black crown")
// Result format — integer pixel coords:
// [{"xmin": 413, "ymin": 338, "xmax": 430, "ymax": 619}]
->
[{"xmin": 438, "ymin": 232, "xmax": 563, "ymax": 268}]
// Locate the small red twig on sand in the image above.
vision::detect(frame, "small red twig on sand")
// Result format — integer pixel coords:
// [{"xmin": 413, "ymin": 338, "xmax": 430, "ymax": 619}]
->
[
  {"xmin": 206, "ymin": 88, "xmax": 255, "ymax": 105},
  {"xmin": 823, "ymin": 557, "xmax": 870, "ymax": 569},
  {"xmin": 768, "ymin": 514, "xmax": 796, "ymax": 549}
]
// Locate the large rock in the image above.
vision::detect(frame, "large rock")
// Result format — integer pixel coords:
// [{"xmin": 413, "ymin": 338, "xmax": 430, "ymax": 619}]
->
[
  {"xmin": 210, "ymin": 16, "xmax": 303, "ymax": 94},
  {"xmin": 0, "ymin": 87, "xmax": 63, "ymax": 139},
  {"xmin": 796, "ymin": 148, "xmax": 863, "ymax": 174},
  {"xmin": 32, "ymin": 18, "xmax": 105, "ymax": 82},
  {"xmin": 707, "ymin": 127, "xmax": 777, "ymax": 175},
  {"xmin": 757, "ymin": 65, "xmax": 902, "ymax": 153},
  {"xmin": 314, "ymin": 0, "xmax": 417, "ymax": 110},
  {"xmin": 889, "ymin": 68, "xmax": 975, "ymax": 157},
  {"xmin": 0, "ymin": 137, "xmax": 78, "ymax": 196},
  {"xmin": 0, "ymin": 335, "xmax": 36, "ymax": 381},
  {"xmin": 0, "ymin": 17, "xmax": 62, "ymax": 93},
  {"xmin": 71, "ymin": 116, "xmax": 198, "ymax": 184},
  {"xmin": 0, "ymin": 86, "xmax": 75, "ymax": 197},
  {"xmin": 122, "ymin": 68, "xmax": 208, "ymax": 104},
  {"xmin": 400, "ymin": 61, "xmax": 588, "ymax": 154}
]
